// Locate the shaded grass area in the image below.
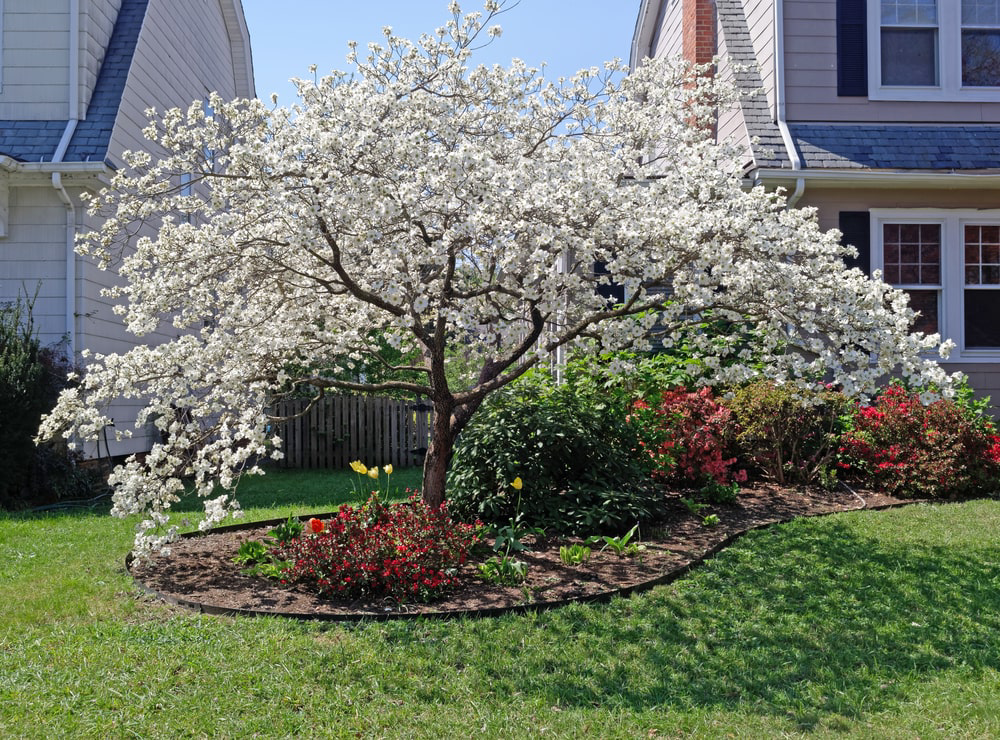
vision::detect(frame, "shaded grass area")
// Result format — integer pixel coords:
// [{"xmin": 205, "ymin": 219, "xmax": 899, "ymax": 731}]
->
[{"xmin": 1, "ymin": 470, "xmax": 998, "ymax": 737}]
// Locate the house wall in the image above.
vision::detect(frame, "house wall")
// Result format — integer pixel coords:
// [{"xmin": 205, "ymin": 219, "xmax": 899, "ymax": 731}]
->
[
  {"xmin": 648, "ymin": 0, "xmax": 685, "ymax": 60},
  {"xmin": 0, "ymin": 0, "xmax": 71, "ymax": 119},
  {"xmin": 802, "ymin": 185, "xmax": 1000, "ymax": 412},
  {"xmin": 0, "ymin": 185, "xmax": 70, "ymax": 346},
  {"xmin": 782, "ymin": 0, "xmax": 1000, "ymax": 122}
]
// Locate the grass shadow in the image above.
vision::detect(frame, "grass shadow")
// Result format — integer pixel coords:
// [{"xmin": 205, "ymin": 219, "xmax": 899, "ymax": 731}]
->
[{"xmin": 436, "ymin": 506, "xmax": 1000, "ymax": 727}]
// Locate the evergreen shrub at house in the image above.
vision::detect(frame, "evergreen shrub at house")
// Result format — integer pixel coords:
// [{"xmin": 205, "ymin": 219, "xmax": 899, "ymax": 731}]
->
[
  {"xmin": 447, "ymin": 363, "xmax": 664, "ymax": 535},
  {"xmin": 0, "ymin": 297, "xmax": 96, "ymax": 509},
  {"xmin": 839, "ymin": 382, "xmax": 1000, "ymax": 498}
]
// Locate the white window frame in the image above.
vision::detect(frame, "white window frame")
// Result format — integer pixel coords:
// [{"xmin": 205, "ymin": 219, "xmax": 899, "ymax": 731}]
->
[
  {"xmin": 871, "ymin": 208, "xmax": 1000, "ymax": 361},
  {"xmin": 869, "ymin": 1, "xmax": 1000, "ymax": 101}
]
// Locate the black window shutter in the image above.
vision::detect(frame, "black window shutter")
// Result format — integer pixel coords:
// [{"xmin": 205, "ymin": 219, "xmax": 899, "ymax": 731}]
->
[
  {"xmin": 837, "ymin": 0, "xmax": 868, "ymax": 96},
  {"xmin": 594, "ymin": 260, "xmax": 625, "ymax": 305},
  {"xmin": 839, "ymin": 211, "xmax": 871, "ymax": 274}
]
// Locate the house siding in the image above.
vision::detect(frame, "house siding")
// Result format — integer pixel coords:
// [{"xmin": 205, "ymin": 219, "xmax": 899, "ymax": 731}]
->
[
  {"xmin": 0, "ymin": 0, "xmax": 70, "ymax": 119},
  {"xmin": 783, "ymin": 0, "xmax": 1000, "ymax": 122}
]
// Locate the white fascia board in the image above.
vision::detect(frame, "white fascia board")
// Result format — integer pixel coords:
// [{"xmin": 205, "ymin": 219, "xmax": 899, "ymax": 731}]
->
[{"xmin": 752, "ymin": 168, "xmax": 1000, "ymax": 190}]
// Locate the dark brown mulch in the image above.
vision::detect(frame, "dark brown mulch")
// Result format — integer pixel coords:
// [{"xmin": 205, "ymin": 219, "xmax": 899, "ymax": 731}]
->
[{"xmin": 128, "ymin": 484, "xmax": 917, "ymax": 621}]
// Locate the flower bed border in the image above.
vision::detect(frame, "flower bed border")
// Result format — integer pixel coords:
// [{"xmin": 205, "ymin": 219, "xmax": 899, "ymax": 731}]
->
[{"xmin": 126, "ymin": 494, "xmax": 936, "ymax": 622}]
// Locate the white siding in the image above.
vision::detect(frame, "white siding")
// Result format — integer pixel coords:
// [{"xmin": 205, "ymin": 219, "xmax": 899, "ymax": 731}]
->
[{"xmin": 0, "ymin": 0, "xmax": 69, "ymax": 119}]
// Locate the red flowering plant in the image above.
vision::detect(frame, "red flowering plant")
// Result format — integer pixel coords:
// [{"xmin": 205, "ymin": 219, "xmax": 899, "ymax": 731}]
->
[
  {"xmin": 275, "ymin": 490, "xmax": 481, "ymax": 603},
  {"xmin": 839, "ymin": 382, "xmax": 1000, "ymax": 498},
  {"xmin": 627, "ymin": 387, "xmax": 746, "ymax": 489}
]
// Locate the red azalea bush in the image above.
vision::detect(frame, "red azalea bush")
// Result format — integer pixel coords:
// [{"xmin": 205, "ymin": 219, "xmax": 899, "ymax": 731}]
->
[
  {"xmin": 628, "ymin": 387, "xmax": 746, "ymax": 487},
  {"xmin": 839, "ymin": 384, "xmax": 1000, "ymax": 498},
  {"xmin": 277, "ymin": 492, "xmax": 481, "ymax": 603}
]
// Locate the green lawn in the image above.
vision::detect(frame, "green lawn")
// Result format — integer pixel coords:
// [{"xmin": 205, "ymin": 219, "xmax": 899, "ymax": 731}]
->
[{"xmin": 2, "ymin": 468, "xmax": 999, "ymax": 738}]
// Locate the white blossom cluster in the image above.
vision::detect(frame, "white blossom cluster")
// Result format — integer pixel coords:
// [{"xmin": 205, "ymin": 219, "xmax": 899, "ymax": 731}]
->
[{"xmin": 39, "ymin": 1, "xmax": 957, "ymax": 555}]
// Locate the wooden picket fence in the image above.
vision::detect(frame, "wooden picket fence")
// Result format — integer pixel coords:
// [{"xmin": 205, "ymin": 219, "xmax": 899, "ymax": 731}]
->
[{"xmin": 269, "ymin": 395, "xmax": 433, "ymax": 470}]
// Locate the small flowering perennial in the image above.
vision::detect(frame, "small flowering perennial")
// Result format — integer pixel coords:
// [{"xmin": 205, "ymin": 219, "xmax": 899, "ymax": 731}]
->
[{"xmin": 276, "ymin": 492, "xmax": 480, "ymax": 603}]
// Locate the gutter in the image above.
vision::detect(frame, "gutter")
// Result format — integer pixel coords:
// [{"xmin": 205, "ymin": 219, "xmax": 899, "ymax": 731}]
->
[
  {"xmin": 773, "ymin": 0, "xmax": 805, "ymax": 206},
  {"xmin": 51, "ymin": 0, "xmax": 82, "ymax": 357},
  {"xmin": 753, "ymin": 168, "xmax": 1000, "ymax": 189}
]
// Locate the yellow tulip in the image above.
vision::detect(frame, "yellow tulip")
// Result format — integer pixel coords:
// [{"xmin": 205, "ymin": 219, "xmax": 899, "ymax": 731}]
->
[
  {"xmin": 349, "ymin": 460, "xmax": 368, "ymax": 475},
  {"xmin": 383, "ymin": 464, "xmax": 393, "ymax": 475},
  {"xmin": 367, "ymin": 468, "xmax": 379, "ymax": 479},
  {"xmin": 510, "ymin": 477, "xmax": 523, "ymax": 490}
]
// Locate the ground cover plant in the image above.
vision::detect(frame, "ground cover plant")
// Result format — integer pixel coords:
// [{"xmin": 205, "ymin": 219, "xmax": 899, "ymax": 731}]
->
[
  {"xmin": 2, "ymin": 468, "xmax": 999, "ymax": 737},
  {"xmin": 40, "ymin": 1, "xmax": 958, "ymax": 556}
]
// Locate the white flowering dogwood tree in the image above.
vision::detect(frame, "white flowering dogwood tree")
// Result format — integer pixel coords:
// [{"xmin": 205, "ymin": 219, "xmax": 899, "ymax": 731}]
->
[{"xmin": 41, "ymin": 2, "xmax": 956, "ymax": 554}]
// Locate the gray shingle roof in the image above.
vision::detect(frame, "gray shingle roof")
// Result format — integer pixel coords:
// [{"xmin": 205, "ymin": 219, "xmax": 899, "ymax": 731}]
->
[
  {"xmin": 790, "ymin": 124, "xmax": 1000, "ymax": 170},
  {"xmin": 0, "ymin": 0, "xmax": 148, "ymax": 163},
  {"xmin": 716, "ymin": 0, "xmax": 790, "ymax": 169}
]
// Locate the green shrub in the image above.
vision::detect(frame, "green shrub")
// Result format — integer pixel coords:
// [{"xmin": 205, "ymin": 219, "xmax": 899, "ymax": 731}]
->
[
  {"xmin": 0, "ymin": 295, "xmax": 98, "ymax": 509},
  {"xmin": 839, "ymin": 382, "xmax": 1000, "ymax": 498},
  {"xmin": 725, "ymin": 380, "xmax": 853, "ymax": 487},
  {"xmin": 447, "ymin": 362, "xmax": 661, "ymax": 535}
]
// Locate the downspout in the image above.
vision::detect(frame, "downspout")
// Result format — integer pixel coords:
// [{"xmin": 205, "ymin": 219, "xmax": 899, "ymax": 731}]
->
[
  {"xmin": 52, "ymin": 0, "xmax": 81, "ymax": 356},
  {"xmin": 773, "ymin": 0, "xmax": 805, "ymax": 207}
]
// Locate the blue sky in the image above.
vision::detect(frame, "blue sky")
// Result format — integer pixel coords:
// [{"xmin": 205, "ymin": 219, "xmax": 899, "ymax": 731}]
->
[{"xmin": 241, "ymin": 1, "xmax": 640, "ymax": 104}]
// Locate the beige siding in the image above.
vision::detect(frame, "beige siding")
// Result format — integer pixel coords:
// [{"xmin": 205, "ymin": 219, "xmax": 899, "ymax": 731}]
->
[
  {"xmin": 0, "ymin": 0, "xmax": 70, "ymax": 119},
  {"xmin": 745, "ymin": 0, "xmax": 775, "ymax": 116},
  {"xmin": 649, "ymin": 0, "xmax": 684, "ymax": 61},
  {"xmin": 783, "ymin": 0, "xmax": 1000, "ymax": 122},
  {"xmin": 716, "ymin": 21, "xmax": 751, "ymax": 154}
]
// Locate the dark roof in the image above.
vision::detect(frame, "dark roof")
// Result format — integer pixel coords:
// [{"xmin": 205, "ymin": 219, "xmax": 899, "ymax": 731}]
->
[
  {"xmin": 716, "ymin": 0, "xmax": 790, "ymax": 169},
  {"xmin": 789, "ymin": 124, "xmax": 1000, "ymax": 170},
  {"xmin": 0, "ymin": 0, "xmax": 148, "ymax": 163}
]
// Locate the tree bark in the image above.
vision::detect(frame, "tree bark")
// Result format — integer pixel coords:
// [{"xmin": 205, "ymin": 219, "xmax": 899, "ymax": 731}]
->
[{"xmin": 421, "ymin": 398, "xmax": 455, "ymax": 508}]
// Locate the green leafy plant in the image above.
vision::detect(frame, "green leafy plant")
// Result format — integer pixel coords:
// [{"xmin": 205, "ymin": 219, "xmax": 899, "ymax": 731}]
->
[
  {"xmin": 448, "ymin": 362, "xmax": 665, "ymax": 535},
  {"xmin": 698, "ymin": 480, "xmax": 740, "ymax": 504},
  {"xmin": 701, "ymin": 514, "xmax": 720, "ymax": 528},
  {"xmin": 232, "ymin": 540, "xmax": 270, "ymax": 566},
  {"xmin": 559, "ymin": 543, "xmax": 592, "ymax": 565},
  {"xmin": 586, "ymin": 524, "xmax": 645, "ymax": 557},
  {"xmin": 725, "ymin": 380, "xmax": 852, "ymax": 487},
  {"xmin": 266, "ymin": 515, "xmax": 303, "ymax": 545},
  {"xmin": 477, "ymin": 555, "xmax": 528, "ymax": 585},
  {"xmin": 680, "ymin": 496, "xmax": 709, "ymax": 516}
]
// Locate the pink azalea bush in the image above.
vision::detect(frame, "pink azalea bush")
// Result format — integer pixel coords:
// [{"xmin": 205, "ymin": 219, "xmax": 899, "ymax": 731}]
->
[{"xmin": 628, "ymin": 387, "xmax": 746, "ymax": 487}]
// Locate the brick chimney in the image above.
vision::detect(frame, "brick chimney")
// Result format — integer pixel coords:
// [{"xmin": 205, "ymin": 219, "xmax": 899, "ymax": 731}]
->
[{"xmin": 682, "ymin": 0, "xmax": 717, "ymax": 67}]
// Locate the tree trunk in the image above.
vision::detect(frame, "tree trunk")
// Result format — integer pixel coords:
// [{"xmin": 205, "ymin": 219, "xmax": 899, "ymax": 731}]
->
[
  {"xmin": 421, "ymin": 399, "xmax": 455, "ymax": 508},
  {"xmin": 420, "ymin": 395, "xmax": 486, "ymax": 509}
]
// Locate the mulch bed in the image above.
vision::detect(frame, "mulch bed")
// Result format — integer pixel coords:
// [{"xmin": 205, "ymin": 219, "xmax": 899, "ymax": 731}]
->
[{"xmin": 128, "ymin": 484, "xmax": 921, "ymax": 621}]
